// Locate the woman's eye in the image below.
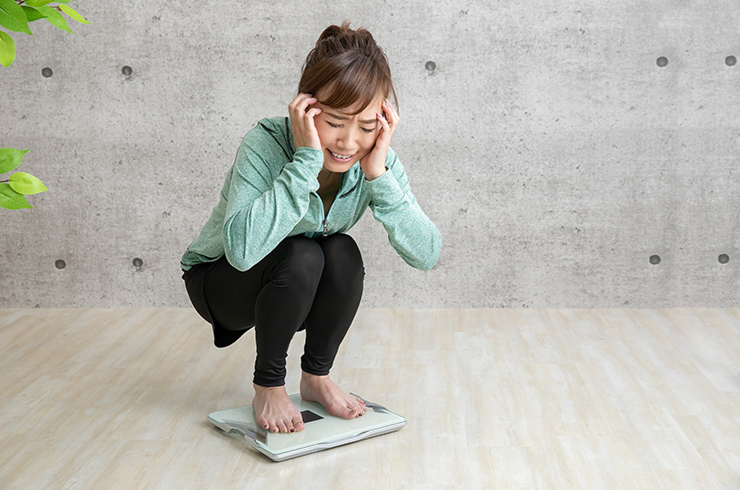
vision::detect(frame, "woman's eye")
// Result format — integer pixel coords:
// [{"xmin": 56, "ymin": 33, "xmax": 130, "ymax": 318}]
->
[
  {"xmin": 361, "ymin": 127, "xmax": 375, "ymax": 134},
  {"xmin": 327, "ymin": 122, "xmax": 340, "ymax": 128}
]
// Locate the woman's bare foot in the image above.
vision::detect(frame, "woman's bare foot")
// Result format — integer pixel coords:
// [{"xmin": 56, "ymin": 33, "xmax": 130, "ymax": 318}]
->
[
  {"xmin": 252, "ymin": 384, "xmax": 305, "ymax": 434},
  {"xmin": 300, "ymin": 372, "xmax": 367, "ymax": 419}
]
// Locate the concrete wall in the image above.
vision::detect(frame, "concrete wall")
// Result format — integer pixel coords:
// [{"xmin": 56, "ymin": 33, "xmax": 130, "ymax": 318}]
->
[{"xmin": 1, "ymin": 1, "xmax": 738, "ymax": 309}]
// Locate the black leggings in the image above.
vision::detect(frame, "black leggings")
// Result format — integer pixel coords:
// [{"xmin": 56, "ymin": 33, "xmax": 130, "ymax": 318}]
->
[{"xmin": 183, "ymin": 234, "xmax": 364, "ymax": 387}]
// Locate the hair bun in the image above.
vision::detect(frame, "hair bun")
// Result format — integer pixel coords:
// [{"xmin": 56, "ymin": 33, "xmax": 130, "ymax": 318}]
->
[
  {"xmin": 317, "ymin": 23, "xmax": 347, "ymax": 42},
  {"xmin": 314, "ymin": 22, "xmax": 378, "ymax": 56}
]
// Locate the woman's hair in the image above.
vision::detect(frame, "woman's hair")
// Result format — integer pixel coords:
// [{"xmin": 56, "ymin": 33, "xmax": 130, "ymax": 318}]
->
[{"xmin": 298, "ymin": 22, "xmax": 397, "ymax": 114}]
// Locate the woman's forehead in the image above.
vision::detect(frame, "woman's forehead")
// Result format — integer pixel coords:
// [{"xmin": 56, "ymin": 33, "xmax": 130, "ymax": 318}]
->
[{"xmin": 319, "ymin": 97, "xmax": 382, "ymax": 118}]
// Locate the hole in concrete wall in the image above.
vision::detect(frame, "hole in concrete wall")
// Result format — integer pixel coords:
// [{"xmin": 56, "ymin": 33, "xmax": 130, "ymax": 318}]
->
[
  {"xmin": 425, "ymin": 61, "xmax": 436, "ymax": 72},
  {"xmin": 649, "ymin": 255, "xmax": 661, "ymax": 265},
  {"xmin": 122, "ymin": 66, "xmax": 133, "ymax": 76},
  {"xmin": 726, "ymin": 56, "xmax": 737, "ymax": 66},
  {"xmin": 656, "ymin": 57, "xmax": 668, "ymax": 67},
  {"xmin": 718, "ymin": 254, "xmax": 730, "ymax": 264},
  {"xmin": 55, "ymin": 259, "xmax": 66, "ymax": 269},
  {"xmin": 133, "ymin": 257, "xmax": 143, "ymax": 268},
  {"xmin": 42, "ymin": 67, "xmax": 53, "ymax": 78}
]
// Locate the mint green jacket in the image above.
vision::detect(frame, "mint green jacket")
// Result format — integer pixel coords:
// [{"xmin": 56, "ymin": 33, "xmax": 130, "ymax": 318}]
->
[{"xmin": 180, "ymin": 117, "xmax": 441, "ymax": 272}]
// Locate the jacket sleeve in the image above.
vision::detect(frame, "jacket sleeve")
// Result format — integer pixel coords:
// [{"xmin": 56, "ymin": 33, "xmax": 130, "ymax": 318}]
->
[
  {"xmin": 222, "ymin": 130, "xmax": 324, "ymax": 271},
  {"xmin": 366, "ymin": 148, "xmax": 441, "ymax": 271}
]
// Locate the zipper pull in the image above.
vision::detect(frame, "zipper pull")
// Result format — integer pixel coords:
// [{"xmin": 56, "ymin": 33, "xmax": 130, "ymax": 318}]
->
[{"xmin": 322, "ymin": 219, "xmax": 328, "ymax": 236}]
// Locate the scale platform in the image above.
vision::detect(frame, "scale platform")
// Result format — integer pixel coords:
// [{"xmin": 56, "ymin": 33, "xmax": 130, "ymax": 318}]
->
[{"xmin": 208, "ymin": 393, "xmax": 406, "ymax": 462}]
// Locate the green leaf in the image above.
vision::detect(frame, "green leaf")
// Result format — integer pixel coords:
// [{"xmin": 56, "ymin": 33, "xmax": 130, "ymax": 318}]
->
[
  {"xmin": 36, "ymin": 5, "xmax": 72, "ymax": 33},
  {"xmin": 24, "ymin": 0, "xmax": 55, "ymax": 7},
  {"xmin": 0, "ymin": 183, "xmax": 32, "ymax": 209},
  {"xmin": 0, "ymin": 148, "xmax": 29, "ymax": 174},
  {"xmin": 58, "ymin": 4, "xmax": 89, "ymax": 24},
  {"xmin": 9, "ymin": 172, "xmax": 47, "ymax": 195},
  {"xmin": 22, "ymin": 6, "xmax": 45, "ymax": 23},
  {"xmin": 0, "ymin": 30, "xmax": 14, "ymax": 67},
  {"xmin": 0, "ymin": 0, "xmax": 33, "ymax": 35}
]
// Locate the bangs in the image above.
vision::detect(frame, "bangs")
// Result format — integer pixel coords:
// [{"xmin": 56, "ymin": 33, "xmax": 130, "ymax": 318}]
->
[
  {"xmin": 299, "ymin": 53, "xmax": 397, "ymax": 115},
  {"xmin": 314, "ymin": 54, "xmax": 388, "ymax": 114}
]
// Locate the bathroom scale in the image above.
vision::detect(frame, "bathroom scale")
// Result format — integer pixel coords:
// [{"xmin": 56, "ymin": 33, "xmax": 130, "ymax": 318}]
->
[{"xmin": 208, "ymin": 393, "xmax": 406, "ymax": 462}]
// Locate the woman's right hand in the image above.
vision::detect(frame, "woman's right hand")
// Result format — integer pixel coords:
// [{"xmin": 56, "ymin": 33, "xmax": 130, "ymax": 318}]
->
[{"xmin": 289, "ymin": 93, "xmax": 322, "ymax": 151}]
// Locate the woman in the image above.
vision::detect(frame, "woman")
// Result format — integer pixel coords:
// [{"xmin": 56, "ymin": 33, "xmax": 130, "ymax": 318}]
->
[{"xmin": 181, "ymin": 22, "xmax": 441, "ymax": 435}]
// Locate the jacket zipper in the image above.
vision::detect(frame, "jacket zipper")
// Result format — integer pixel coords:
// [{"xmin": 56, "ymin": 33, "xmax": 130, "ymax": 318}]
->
[{"xmin": 322, "ymin": 218, "xmax": 328, "ymax": 236}]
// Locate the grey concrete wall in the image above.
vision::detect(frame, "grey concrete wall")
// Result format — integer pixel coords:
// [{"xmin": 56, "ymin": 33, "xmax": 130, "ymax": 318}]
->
[{"xmin": 1, "ymin": 1, "xmax": 738, "ymax": 308}]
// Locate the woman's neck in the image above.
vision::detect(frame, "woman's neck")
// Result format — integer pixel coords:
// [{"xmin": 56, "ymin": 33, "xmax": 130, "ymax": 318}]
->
[{"xmin": 317, "ymin": 168, "xmax": 341, "ymax": 192}]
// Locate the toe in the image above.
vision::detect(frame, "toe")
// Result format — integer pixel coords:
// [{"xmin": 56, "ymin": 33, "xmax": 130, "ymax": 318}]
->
[{"xmin": 294, "ymin": 421, "xmax": 306, "ymax": 432}]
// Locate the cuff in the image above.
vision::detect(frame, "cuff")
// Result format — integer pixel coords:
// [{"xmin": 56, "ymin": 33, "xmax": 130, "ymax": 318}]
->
[
  {"xmin": 365, "ymin": 166, "xmax": 404, "ymax": 206},
  {"xmin": 293, "ymin": 147, "xmax": 325, "ymax": 172}
]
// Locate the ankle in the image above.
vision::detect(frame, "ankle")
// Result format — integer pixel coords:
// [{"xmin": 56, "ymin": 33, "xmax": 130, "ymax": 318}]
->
[
  {"xmin": 301, "ymin": 371, "xmax": 329, "ymax": 383},
  {"xmin": 253, "ymin": 383, "xmax": 285, "ymax": 394}
]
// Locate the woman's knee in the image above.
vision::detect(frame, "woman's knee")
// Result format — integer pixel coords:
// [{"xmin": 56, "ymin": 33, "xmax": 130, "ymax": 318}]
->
[
  {"xmin": 319, "ymin": 234, "xmax": 364, "ymax": 282},
  {"xmin": 269, "ymin": 236, "xmax": 325, "ymax": 288}
]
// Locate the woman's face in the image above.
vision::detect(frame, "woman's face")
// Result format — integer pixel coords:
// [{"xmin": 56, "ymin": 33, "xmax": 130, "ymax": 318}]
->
[{"xmin": 313, "ymin": 96, "xmax": 384, "ymax": 173}]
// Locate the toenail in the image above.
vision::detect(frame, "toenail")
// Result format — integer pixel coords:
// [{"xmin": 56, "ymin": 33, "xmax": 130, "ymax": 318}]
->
[{"xmin": 290, "ymin": 428, "xmax": 295, "ymax": 433}]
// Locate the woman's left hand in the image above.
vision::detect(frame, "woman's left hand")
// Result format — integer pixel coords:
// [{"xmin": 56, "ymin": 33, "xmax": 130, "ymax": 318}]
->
[{"xmin": 360, "ymin": 99, "xmax": 399, "ymax": 181}]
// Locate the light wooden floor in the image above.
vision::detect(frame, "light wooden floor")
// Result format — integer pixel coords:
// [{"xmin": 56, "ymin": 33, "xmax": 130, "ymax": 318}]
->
[{"xmin": 0, "ymin": 308, "xmax": 739, "ymax": 489}]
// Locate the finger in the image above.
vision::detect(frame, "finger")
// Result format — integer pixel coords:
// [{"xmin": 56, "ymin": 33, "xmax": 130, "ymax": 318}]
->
[
  {"xmin": 305, "ymin": 107, "xmax": 322, "ymax": 120},
  {"xmin": 377, "ymin": 111, "xmax": 391, "ymax": 135},
  {"xmin": 382, "ymin": 98, "xmax": 396, "ymax": 117},
  {"xmin": 288, "ymin": 93, "xmax": 306, "ymax": 112},
  {"xmin": 290, "ymin": 93, "xmax": 316, "ymax": 114},
  {"xmin": 299, "ymin": 96, "xmax": 318, "ymax": 114},
  {"xmin": 291, "ymin": 92, "xmax": 313, "ymax": 106},
  {"xmin": 383, "ymin": 100, "xmax": 399, "ymax": 128},
  {"xmin": 304, "ymin": 107, "xmax": 322, "ymax": 138}
]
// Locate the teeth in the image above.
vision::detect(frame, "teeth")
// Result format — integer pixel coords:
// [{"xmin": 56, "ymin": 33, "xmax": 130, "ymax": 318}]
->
[{"xmin": 329, "ymin": 150, "xmax": 352, "ymax": 159}]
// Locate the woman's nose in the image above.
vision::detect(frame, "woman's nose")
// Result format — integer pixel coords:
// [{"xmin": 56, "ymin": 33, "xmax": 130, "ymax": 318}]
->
[{"xmin": 336, "ymin": 128, "xmax": 356, "ymax": 149}]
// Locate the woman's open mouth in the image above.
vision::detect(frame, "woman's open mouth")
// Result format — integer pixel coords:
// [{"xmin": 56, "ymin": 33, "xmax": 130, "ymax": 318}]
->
[{"xmin": 328, "ymin": 149, "xmax": 355, "ymax": 162}]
